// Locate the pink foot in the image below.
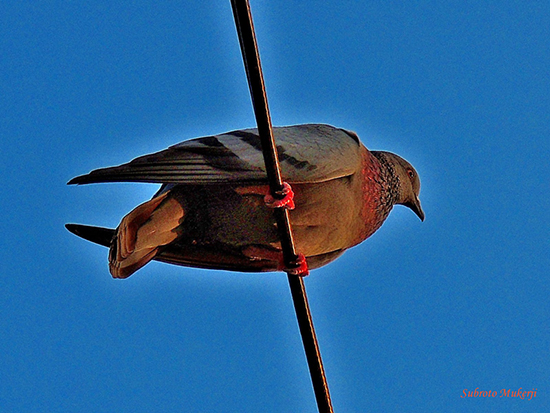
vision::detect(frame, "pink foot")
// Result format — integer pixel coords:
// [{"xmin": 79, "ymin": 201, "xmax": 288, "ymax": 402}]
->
[
  {"xmin": 280, "ymin": 253, "xmax": 309, "ymax": 277},
  {"xmin": 264, "ymin": 182, "xmax": 295, "ymax": 210}
]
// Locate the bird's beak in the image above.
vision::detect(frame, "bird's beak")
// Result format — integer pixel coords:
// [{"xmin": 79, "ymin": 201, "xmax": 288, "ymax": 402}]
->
[{"xmin": 405, "ymin": 196, "xmax": 425, "ymax": 221}]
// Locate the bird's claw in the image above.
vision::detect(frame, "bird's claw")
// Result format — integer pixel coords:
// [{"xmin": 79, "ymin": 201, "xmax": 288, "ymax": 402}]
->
[
  {"xmin": 264, "ymin": 182, "xmax": 295, "ymax": 210},
  {"xmin": 282, "ymin": 253, "xmax": 309, "ymax": 276}
]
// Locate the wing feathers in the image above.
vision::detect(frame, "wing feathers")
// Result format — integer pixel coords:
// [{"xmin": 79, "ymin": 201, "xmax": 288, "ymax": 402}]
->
[{"xmin": 68, "ymin": 124, "xmax": 362, "ymax": 186}]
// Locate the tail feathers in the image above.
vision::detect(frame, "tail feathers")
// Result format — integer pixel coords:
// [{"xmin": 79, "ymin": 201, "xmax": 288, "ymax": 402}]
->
[{"xmin": 109, "ymin": 191, "xmax": 185, "ymax": 278}]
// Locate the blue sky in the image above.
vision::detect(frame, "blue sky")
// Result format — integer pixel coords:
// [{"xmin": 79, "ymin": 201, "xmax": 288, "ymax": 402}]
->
[{"xmin": 1, "ymin": 1, "xmax": 549, "ymax": 412}]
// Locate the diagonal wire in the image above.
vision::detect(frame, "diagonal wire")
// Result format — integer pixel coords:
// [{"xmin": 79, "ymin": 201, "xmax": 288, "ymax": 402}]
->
[{"xmin": 230, "ymin": 1, "xmax": 334, "ymax": 411}]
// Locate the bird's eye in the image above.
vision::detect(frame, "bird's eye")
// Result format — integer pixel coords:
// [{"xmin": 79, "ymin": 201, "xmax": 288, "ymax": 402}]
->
[{"xmin": 407, "ymin": 169, "xmax": 414, "ymax": 179}]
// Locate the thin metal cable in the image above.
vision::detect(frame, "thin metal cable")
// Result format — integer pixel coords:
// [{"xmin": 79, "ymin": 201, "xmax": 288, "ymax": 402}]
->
[{"xmin": 230, "ymin": 1, "xmax": 334, "ymax": 411}]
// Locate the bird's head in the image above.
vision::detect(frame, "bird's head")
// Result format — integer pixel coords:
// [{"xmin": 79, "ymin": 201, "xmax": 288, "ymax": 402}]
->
[{"xmin": 380, "ymin": 152, "xmax": 425, "ymax": 221}]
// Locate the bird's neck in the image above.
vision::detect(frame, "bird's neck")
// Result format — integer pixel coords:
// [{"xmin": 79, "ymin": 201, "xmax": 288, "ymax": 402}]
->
[
  {"xmin": 370, "ymin": 150, "xmax": 402, "ymax": 207},
  {"xmin": 353, "ymin": 149, "xmax": 399, "ymax": 242}
]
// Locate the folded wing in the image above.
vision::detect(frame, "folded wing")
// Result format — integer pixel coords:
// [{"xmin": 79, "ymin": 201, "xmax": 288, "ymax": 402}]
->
[{"xmin": 68, "ymin": 124, "xmax": 362, "ymax": 186}]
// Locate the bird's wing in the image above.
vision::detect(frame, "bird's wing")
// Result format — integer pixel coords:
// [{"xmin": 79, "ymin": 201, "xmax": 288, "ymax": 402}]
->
[{"xmin": 68, "ymin": 124, "xmax": 362, "ymax": 186}]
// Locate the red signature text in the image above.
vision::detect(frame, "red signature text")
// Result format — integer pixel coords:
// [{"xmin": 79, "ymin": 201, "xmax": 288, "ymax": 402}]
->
[{"xmin": 461, "ymin": 388, "xmax": 537, "ymax": 400}]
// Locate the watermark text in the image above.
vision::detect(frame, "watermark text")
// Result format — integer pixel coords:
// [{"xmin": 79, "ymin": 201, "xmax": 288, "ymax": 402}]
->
[{"xmin": 461, "ymin": 388, "xmax": 537, "ymax": 400}]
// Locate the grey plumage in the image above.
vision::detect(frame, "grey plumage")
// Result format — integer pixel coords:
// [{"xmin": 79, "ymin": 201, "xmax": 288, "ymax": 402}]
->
[{"xmin": 67, "ymin": 124, "xmax": 424, "ymax": 278}]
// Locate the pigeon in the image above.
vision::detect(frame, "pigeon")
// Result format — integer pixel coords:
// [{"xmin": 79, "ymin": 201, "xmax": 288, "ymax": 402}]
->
[{"xmin": 66, "ymin": 124, "xmax": 424, "ymax": 278}]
